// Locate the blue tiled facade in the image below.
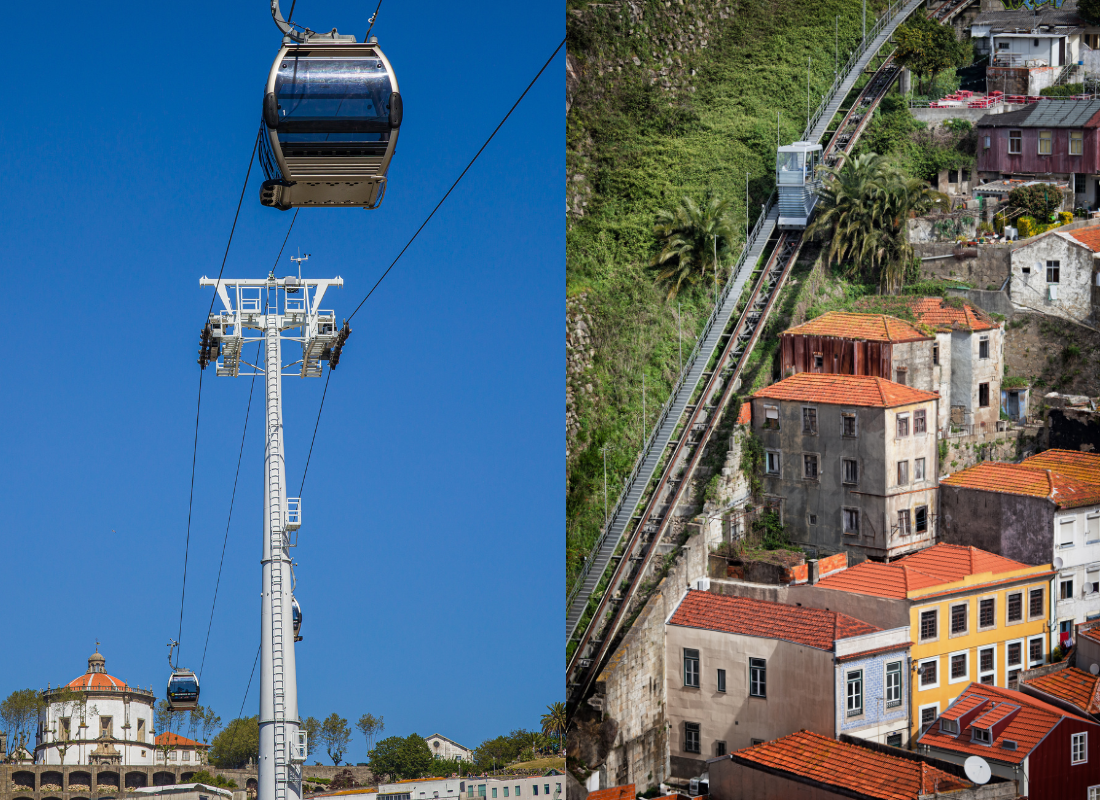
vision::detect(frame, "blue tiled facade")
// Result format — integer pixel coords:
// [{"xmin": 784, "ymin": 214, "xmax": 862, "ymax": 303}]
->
[{"xmin": 834, "ymin": 649, "xmax": 909, "ymax": 739}]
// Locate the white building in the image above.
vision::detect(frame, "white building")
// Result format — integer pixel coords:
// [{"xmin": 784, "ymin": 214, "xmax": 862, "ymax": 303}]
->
[
  {"xmin": 1009, "ymin": 228, "xmax": 1100, "ymax": 325},
  {"xmin": 36, "ymin": 649, "xmax": 157, "ymax": 766},
  {"xmin": 424, "ymin": 734, "xmax": 472, "ymax": 762},
  {"xmin": 153, "ymin": 732, "xmax": 210, "ymax": 765},
  {"xmin": 378, "ymin": 775, "xmax": 564, "ymax": 800}
]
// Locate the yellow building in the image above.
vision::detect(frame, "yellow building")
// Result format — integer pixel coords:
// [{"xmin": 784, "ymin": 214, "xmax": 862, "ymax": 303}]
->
[{"xmin": 814, "ymin": 544, "xmax": 1053, "ymax": 739}]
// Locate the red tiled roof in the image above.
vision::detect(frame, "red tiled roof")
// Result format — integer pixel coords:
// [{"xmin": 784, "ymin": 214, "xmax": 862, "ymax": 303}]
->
[
  {"xmin": 917, "ymin": 683, "xmax": 1095, "ymax": 764},
  {"xmin": 1025, "ymin": 667, "xmax": 1100, "ymax": 716},
  {"xmin": 668, "ymin": 590, "xmax": 880, "ymax": 650},
  {"xmin": 1022, "ymin": 449, "xmax": 1100, "ymax": 487},
  {"xmin": 735, "ymin": 402, "xmax": 751, "ymax": 425},
  {"xmin": 729, "ymin": 730, "xmax": 971, "ymax": 800},
  {"xmin": 902, "ymin": 297, "xmax": 999, "ymax": 332},
  {"xmin": 67, "ymin": 672, "xmax": 127, "ymax": 690},
  {"xmin": 752, "ymin": 373, "xmax": 938, "ymax": 409},
  {"xmin": 784, "ymin": 312, "xmax": 932, "ymax": 343},
  {"xmin": 1081, "ymin": 622, "xmax": 1100, "ymax": 646},
  {"xmin": 586, "ymin": 786, "xmax": 634, "ymax": 800},
  {"xmin": 154, "ymin": 732, "xmax": 208, "ymax": 748},
  {"xmin": 815, "ymin": 544, "xmax": 1037, "ymax": 599},
  {"xmin": 1067, "ymin": 227, "xmax": 1100, "ymax": 252},
  {"xmin": 940, "ymin": 692, "xmax": 988, "ymax": 722},
  {"xmin": 941, "ymin": 462, "xmax": 1100, "ymax": 510}
]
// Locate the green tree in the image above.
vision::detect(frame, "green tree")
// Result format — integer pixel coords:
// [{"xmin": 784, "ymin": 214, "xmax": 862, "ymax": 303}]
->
[
  {"xmin": 1080, "ymin": 0, "xmax": 1100, "ymax": 25},
  {"xmin": 154, "ymin": 700, "xmax": 188, "ymax": 764},
  {"xmin": 301, "ymin": 716, "xmax": 321, "ymax": 758},
  {"xmin": 368, "ymin": 734, "xmax": 433, "ymax": 781},
  {"xmin": 207, "ymin": 717, "xmax": 260, "ymax": 769},
  {"xmin": 320, "ymin": 713, "xmax": 351, "ymax": 765},
  {"xmin": 894, "ymin": 15, "xmax": 971, "ymax": 94},
  {"xmin": 1008, "ymin": 183, "xmax": 1063, "ymax": 222},
  {"xmin": 540, "ymin": 703, "xmax": 566, "ymax": 752},
  {"xmin": 472, "ymin": 735, "xmax": 518, "ymax": 772},
  {"xmin": 1, "ymin": 690, "xmax": 44, "ymax": 761},
  {"xmin": 807, "ymin": 152, "xmax": 934, "ymax": 293},
  {"xmin": 356, "ymin": 713, "xmax": 384, "ymax": 753},
  {"xmin": 650, "ymin": 190, "xmax": 736, "ymax": 300}
]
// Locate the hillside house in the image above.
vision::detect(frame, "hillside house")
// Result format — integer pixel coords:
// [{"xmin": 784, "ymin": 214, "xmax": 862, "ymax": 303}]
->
[
  {"xmin": 975, "ymin": 100, "xmax": 1100, "ymax": 208},
  {"xmin": 750, "ymin": 373, "xmax": 940, "ymax": 561},
  {"xmin": 1020, "ymin": 663, "xmax": 1100, "ymax": 723},
  {"xmin": 970, "ymin": 2, "xmax": 1097, "ymax": 96},
  {"xmin": 780, "ymin": 304, "xmax": 1004, "ymax": 431},
  {"xmin": 663, "ymin": 591, "xmax": 910, "ymax": 778},
  {"xmin": 939, "ymin": 451, "xmax": 1100, "ymax": 646},
  {"xmin": 916, "ymin": 682, "xmax": 1100, "ymax": 800},
  {"xmin": 1009, "ymin": 225, "xmax": 1100, "ymax": 322}
]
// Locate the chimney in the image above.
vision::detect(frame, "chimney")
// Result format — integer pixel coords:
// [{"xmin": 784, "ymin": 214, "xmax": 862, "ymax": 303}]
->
[{"xmin": 809, "ymin": 559, "xmax": 821, "ymax": 584}]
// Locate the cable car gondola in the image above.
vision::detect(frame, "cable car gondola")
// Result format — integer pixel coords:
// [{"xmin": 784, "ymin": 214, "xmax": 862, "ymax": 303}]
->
[
  {"xmin": 260, "ymin": 2, "xmax": 402, "ymax": 210},
  {"xmin": 165, "ymin": 640, "xmax": 199, "ymax": 711},
  {"xmin": 292, "ymin": 597, "xmax": 303, "ymax": 642}
]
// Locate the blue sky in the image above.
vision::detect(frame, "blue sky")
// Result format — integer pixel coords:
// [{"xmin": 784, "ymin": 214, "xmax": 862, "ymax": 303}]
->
[{"xmin": 0, "ymin": 0, "xmax": 561, "ymax": 763}]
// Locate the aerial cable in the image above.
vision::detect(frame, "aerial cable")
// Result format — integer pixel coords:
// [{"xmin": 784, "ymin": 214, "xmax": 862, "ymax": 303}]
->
[
  {"xmin": 197, "ymin": 210, "xmax": 298, "ymax": 681},
  {"xmin": 239, "ymin": 644, "xmax": 261, "ymax": 719},
  {"xmin": 364, "ymin": 0, "xmax": 382, "ymax": 41},
  {"xmin": 347, "ymin": 36, "xmax": 565, "ymax": 322},
  {"xmin": 175, "ymin": 131, "xmax": 260, "ymax": 663}
]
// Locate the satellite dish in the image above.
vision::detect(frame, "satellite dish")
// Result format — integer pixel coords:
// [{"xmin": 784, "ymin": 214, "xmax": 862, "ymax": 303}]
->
[
  {"xmin": 964, "ymin": 756, "xmax": 992, "ymax": 785},
  {"xmin": 1054, "ymin": 557, "xmax": 1064, "ymax": 570},
  {"xmin": 1091, "ymin": 663, "xmax": 1099, "ymax": 676}
]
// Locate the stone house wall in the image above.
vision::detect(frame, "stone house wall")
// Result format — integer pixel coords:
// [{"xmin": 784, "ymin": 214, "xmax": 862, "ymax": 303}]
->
[{"xmin": 1009, "ymin": 231, "xmax": 1098, "ymax": 323}]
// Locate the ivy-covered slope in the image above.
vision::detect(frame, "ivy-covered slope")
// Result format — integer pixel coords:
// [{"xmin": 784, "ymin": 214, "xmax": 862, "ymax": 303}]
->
[{"xmin": 565, "ymin": 0, "xmax": 887, "ymax": 597}]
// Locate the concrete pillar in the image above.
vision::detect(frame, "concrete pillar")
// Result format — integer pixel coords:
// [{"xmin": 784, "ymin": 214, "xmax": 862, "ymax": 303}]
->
[{"xmin": 900, "ymin": 68, "xmax": 911, "ymax": 95}]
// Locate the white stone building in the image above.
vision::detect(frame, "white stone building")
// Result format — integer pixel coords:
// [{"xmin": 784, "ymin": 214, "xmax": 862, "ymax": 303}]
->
[
  {"xmin": 1009, "ymin": 227, "xmax": 1100, "ymax": 324},
  {"xmin": 153, "ymin": 732, "xmax": 209, "ymax": 766},
  {"xmin": 36, "ymin": 650, "xmax": 157, "ymax": 766},
  {"xmin": 379, "ymin": 775, "xmax": 564, "ymax": 800},
  {"xmin": 423, "ymin": 734, "xmax": 472, "ymax": 762}
]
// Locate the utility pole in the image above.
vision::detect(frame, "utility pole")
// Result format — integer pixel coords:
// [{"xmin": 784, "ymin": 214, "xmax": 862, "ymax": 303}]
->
[
  {"xmin": 198, "ymin": 270, "xmax": 349, "ymax": 800},
  {"xmin": 807, "ymin": 57, "xmax": 811, "ymax": 127},
  {"xmin": 713, "ymin": 234, "xmax": 718, "ymax": 306},
  {"xmin": 746, "ymin": 173, "xmax": 751, "ymax": 245},
  {"xmin": 677, "ymin": 301, "xmax": 683, "ymax": 377},
  {"xmin": 835, "ymin": 15, "xmax": 839, "ymax": 78},
  {"xmin": 642, "ymin": 372, "xmax": 646, "ymax": 442},
  {"xmin": 600, "ymin": 443, "xmax": 612, "ymax": 532},
  {"xmin": 862, "ymin": 0, "xmax": 867, "ymax": 48}
]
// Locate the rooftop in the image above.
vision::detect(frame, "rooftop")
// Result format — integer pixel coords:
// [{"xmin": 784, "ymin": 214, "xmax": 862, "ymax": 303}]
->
[
  {"xmin": 153, "ymin": 732, "xmax": 207, "ymax": 748},
  {"xmin": 65, "ymin": 650, "xmax": 129, "ymax": 692},
  {"xmin": 814, "ymin": 544, "xmax": 1045, "ymax": 600},
  {"xmin": 972, "ymin": 0, "xmax": 1083, "ymax": 30},
  {"xmin": 752, "ymin": 374, "xmax": 939, "ymax": 409},
  {"xmin": 902, "ymin": 297, "xmax": 998, "ymax": 332},
  {"xmin": 977, "ymin": 98, "xmax": 1100, "ymax": 129},
  {"xmin": 941, "ymin": 462, "xmax": 1100, "ymax": 509},
  {"xmin": 585, "ymin": 786, "xmax": 634, "ymax": 800},
  {"xmin": 726, "ymin": 730, "xmax": 971, "ymax": 800},
  {"xmin": 783, "ymin": 311, "xmax": 931, "ymax": 343},
  {"xmin": 1021, "ymin": 449, "xmax": 1100, "ymax": 487},
  {"xmin": 667, "ymin": 590, "xmax": 880, "ymax": 651},
  {"xmin": 1024, "ymin": 666, "xmax": 1100, "ymax": 716},
  {"xmin": 1064, "ymin": 227, "xmax": 1100, "ymax": 253},
  {"xmin": 917, "ymin": 683, "xmax": 1095, "ymax": 764}
]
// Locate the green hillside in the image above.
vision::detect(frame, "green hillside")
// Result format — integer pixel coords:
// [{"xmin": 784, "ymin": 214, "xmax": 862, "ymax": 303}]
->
[{"xmin": 566, "ymin": 0, "xmax": 888, "ymax": 596}]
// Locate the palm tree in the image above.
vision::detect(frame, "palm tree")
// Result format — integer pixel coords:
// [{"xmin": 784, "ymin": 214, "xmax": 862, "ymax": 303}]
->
[
  {"xmin": 540, "ymin": 702, "xmax": 567, "ymax": 753},
  {"xmin": 651, "ymin": 190, "xmax": 736, "ymax": 300},
  {"xmin": 807, "ymin": 153, "xmax": 934, "ymax": 294}
]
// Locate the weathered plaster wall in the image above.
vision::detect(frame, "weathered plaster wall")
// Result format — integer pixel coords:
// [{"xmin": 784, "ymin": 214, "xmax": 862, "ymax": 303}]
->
[
  {"xmin": 915, "ymin": 243, "xmax": 1012, "ymax": 289},
  {"xmin": 665, "ymin": 628, "xmax": 836, "ymax": 777},
  {"xmin": 937, "ymin": 486, "xmax": 1055, "ymax": 565},
  {"xmin": 1009, "ymin": 233, "xmax": 1097, "ymax": 323}
]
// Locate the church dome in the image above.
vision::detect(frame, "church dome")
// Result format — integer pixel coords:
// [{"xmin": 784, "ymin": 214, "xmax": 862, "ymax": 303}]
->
[{"xmin": 66, "ymin": 650, "xmax": 128, "ymax": 690}]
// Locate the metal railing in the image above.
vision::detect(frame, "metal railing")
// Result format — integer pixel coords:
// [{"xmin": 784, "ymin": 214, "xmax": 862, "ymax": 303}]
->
[
  {"xmin": 564, "ymin": 192, "xmax": 775, "ymax": 617},
  {"xmin": 801, "ymin": 0, "xmax": 917, "ymax": 143}
]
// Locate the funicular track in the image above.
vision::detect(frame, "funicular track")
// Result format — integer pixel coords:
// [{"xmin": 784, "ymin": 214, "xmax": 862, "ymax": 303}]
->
[{"xmin": 564, "ymin": 0, "xmax": 971, "ymax": 713}]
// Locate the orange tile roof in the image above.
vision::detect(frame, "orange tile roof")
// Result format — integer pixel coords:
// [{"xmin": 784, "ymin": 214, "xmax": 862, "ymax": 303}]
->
[
  {"xmin": 917, "ymin": 683, "xmax": 1095, "ymax": 763},
  {"xmin": 1067, "ymin": 226, "xmax": 1100, "ymax": 252},
  {"xmin": 586, "ymin": 786, "xmax": 634, "ymax": 800},
  {"xmin": 784, "ymin": 312, "xmax": 932, "ymax": 343},
  {"xmin": 1081, "ymin": 621, "xmax": 1100, "ymax": 646},
  {"xmin": 67, "ymin": 672, "xmax": 127, "ymax": 690},
  {"xmin": 1022, "ymin": 449, "xmax": 1100, "ymax": 487},
  {"xmin": 735, "ymin": 402, "xmax": 751, "ymax": 425},
  {"xmin": 1025, "ymin": 667, "xmax": 1100, "ymax": 716},
  {"xmin": 815, "ymin": 544, "xmax": 1038, "ymax": 599},
  {"xmin": 752, "ymin": 373, "xmax": 939, "ymax": 409},
  {"xmin": 902, "ymin": 297, "xmax": 999, "ymax": 332},
  {"xmin": 941, "ymin": 462, "xmax": 1100, "ymax": 509},
  {"xmin": 154, "ymin": 732, "xmax": 208, "ymax": 748},
  {"xmin": 668, "ymin": 590, "xmax": 880, "ymax": 651},
  {"xmin": 729, "ymin": 730, "xmax": 971, "ymax": 800}
]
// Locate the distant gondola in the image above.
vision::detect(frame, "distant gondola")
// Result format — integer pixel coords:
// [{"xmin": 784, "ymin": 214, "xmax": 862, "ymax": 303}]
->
[
  {"xmin": 259, "ymin": 37, "xmax": 401, "ymax": 210},
  {"xmin": 292, "ymin": 597, "xmax": 303, "ymax": 642},
  {"xmin": 166, "ymin": 669, "xmax": 199, "ymax": 711}
]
